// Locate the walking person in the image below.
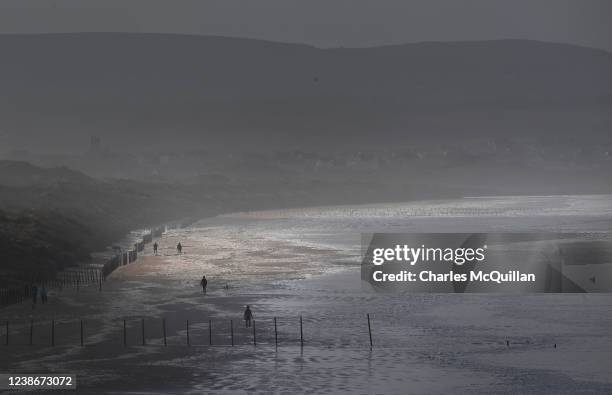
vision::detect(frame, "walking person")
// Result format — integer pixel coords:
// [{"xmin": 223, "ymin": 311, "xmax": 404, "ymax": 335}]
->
[
  {"xmin": 153, "ymin": 242, "xmax": 158, "ymax": 255},
  {"xmin": 40, "ymin": 286, "xmax": 48, "ymax": 304},
  {"xmin": 243, "ymin": 305, "xmax": 253, "ymax": 328},
  {"xmin": 200, "ymin": 275, "xmax": 208, "ymax": 294},
  {"xmin": 176, "ymin": 242, "xmax": 182, "ymax": 254}
]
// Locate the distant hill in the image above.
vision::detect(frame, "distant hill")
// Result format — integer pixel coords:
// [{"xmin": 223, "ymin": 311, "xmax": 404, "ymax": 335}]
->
[
  {"xmin": 0, "ymin": 33, "xmax": 610, "ymax": 152},
  {"xmin": 0, "ymin": 160, "xmax": 205, "ymax": 259},
  {"xmin": 0, "ymin": 160, "xmax": 94, "ymax": 187}
]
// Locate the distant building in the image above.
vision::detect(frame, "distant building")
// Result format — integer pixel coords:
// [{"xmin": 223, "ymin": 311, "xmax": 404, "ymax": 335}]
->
[{"xmin": 89, "ymin": 136, "xmax": 101, "ymax": 153}]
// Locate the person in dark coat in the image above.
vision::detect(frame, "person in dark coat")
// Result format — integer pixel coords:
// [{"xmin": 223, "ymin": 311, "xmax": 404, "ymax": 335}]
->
[
  {"xmin": 244, "ymin": 305, "xmax": 253, "ymax": 328},
  {"xmin": 200, "ymin": 275, "xmax": 208, "ymax": 293}
]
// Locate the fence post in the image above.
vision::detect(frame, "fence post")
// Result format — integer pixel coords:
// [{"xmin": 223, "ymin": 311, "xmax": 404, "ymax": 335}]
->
[
  {"xmin": 141, "ymin": 318, "xmax": 145, "ymax": 346},
  {"xmin": 80, "ymin": 320, "xmax": 84, "ymax": 347},
  {"xmin": 51, "ymin": 319, "xmax": 55, "ymax": 346},
  {"xmin": 209, "ymin": 320, "xmax": 212, "ymax": 345},
  {"xmin": 253, "ymin": 320, "xmax": 256, "ymax": 346},
  {"xmin": 186, "ymin": 320, "xmax": 190, "ymax": 346},
  {"xmin": 300, "ymin": 315, "xmax": 303, "ymax": 348},
  {"xmin": 230, "ymin": 320, "xmax": 234, "ymax": 346},
  {"xmin": 162, "ymin": 318, "xmax": 167, "ymax": 346},
  {"xmin": 274, "ymin": 317, "xmax": 278, "ymax": 348},
  {"xmin": 367, "ymin": 313, "xmax": 373, "ymax": 349}
]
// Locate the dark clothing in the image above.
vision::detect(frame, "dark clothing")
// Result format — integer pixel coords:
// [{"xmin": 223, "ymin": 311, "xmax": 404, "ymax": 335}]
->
[
  {"xmin": 244, "ymin": 307, "xmax": 253, "ymax": 327},
  {"xmin": 153, "ymin": 243, "xmax": 158, "ymax": 255},
  {"xmin": 200, "ymin": 277, "xmax": 208, "ymax": 293}
]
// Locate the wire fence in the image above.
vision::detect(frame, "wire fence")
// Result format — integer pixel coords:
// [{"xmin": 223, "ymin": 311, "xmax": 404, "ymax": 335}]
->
[
  {"xmin": 0, "ymin": 226, "xmax": 165, "ymax": 308},
  {"xmin": 0, "ymin": 314, "xmax": 375, "ymax": 349}
]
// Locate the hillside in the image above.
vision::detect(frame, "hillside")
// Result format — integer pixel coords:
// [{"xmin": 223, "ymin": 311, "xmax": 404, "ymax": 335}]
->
[
  {"xmin": 0, "ymin": 33, "xmax": 610, "ymax": 152},
  {"xmin": 0, "ymin": 209, "xmax": 94, "ymax": 281},
  {"xmin": 0, "ymin": 160, "xmax": 207, "ymax": 281}
]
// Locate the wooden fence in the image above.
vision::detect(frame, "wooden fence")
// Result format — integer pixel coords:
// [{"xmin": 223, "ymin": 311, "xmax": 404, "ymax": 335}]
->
[
  {"xmin": 0, "ymin": 226, "xmax": 166, "ymax": 307},
  {"xmin": 0, "ymin": 314, "xmax": 375, "ymax": 349}
]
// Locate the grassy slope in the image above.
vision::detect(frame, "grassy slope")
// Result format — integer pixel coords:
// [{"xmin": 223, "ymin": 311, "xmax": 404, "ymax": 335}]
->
[{"xmin": 0, "ymin": 161, "xmax": 206, "ymax": 281}]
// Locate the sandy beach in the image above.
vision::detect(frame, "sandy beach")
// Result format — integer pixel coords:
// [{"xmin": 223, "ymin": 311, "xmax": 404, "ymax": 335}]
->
[
  {"xmin": 2, "ymin": 196, "xmax": 612, "ymax": 393},
  {"xmin": 2, "ymin": 253, "xmax": 612, "ymax": 394}
]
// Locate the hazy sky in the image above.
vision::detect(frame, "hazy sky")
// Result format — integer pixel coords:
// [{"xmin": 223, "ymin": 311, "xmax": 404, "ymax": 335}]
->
[{"xmin": 0, "ymin": 0, "xmax": 610, "ymax": 50}]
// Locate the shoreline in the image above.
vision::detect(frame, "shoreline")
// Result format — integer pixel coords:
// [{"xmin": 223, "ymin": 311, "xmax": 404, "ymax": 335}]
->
[
  {"xmin": 5, "ymin": 191, "xmax": 609, "ymax": 303},
  {"xmin": 1, "ymin": 196, "xmax": 612, "ymax": 393},
  {"xmin": 2, "ymin": 250, "xmax": 611, "ymax": 393}
]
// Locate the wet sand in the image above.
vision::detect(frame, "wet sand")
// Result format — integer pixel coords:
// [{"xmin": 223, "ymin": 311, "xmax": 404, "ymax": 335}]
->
[
  {"xmin": 2, "ymin": 196, "xmax": 612, "ymax": 393},
  {"xmin": 1, "ymin": 252, "xmax": 612, "ymax": 394}
]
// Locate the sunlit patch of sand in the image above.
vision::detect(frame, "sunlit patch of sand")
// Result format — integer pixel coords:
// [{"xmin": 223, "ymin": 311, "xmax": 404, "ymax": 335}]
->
[{"xmin": 110, "ymin": 255, "xmax": 170, "ymax": 279}]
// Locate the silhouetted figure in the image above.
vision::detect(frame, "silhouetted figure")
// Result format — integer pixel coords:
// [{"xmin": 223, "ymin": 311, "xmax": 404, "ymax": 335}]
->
[
  {"xmin": 200, "ymin": 275, "xmax": 208, "ymax": 293},
  {"xmin": 41, "ymin": 286, "xmax": 48, "ymax": 304},
  {"xmin": 153, "ymin": 242, "xmax": 158, "ymax": 255},
  {"xmin": 244, "ymin": 305, "xmax": 253, "ymax": 328},
  {"xmin": 177, "ymin": 242, "xmax": 182, "ymax": 254},
  {"xmin": 31, "ymin": 285, "xmax": 38, "ymax": 305}
]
